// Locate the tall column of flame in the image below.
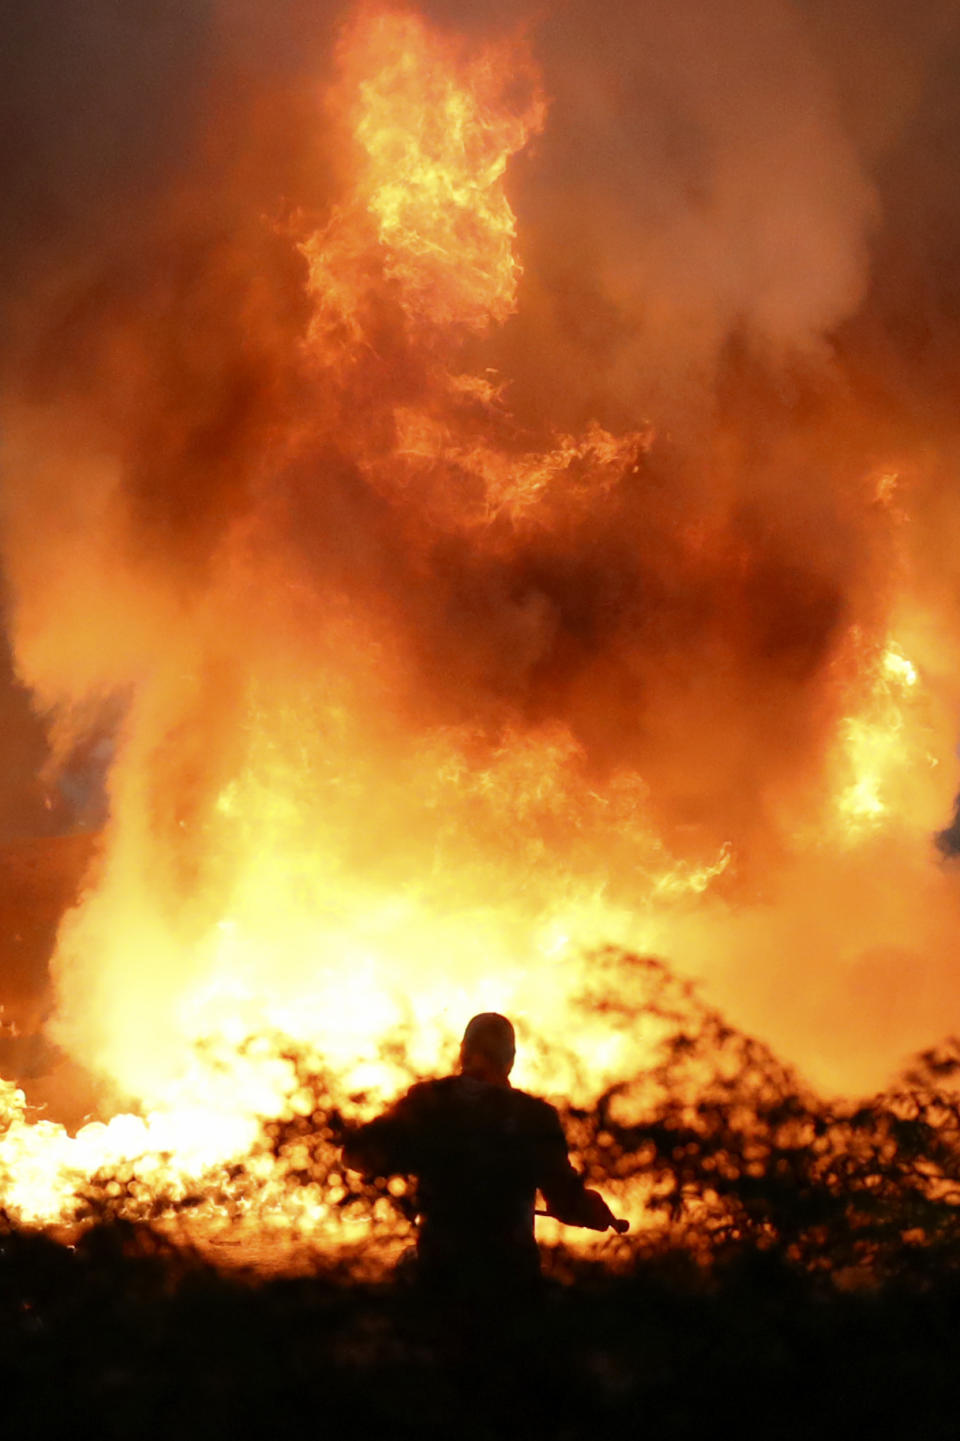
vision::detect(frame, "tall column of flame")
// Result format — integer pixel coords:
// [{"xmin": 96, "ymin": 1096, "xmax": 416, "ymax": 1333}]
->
[{"xmin": 0, "ymin": 7, "xmax": 665, "ymax": 1227}]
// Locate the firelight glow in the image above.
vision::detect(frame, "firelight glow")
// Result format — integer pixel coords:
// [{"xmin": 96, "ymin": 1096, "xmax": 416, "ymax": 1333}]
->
[{"xmin": 1, "ymin": 4, "xmax": 959, "ymax": 1244}]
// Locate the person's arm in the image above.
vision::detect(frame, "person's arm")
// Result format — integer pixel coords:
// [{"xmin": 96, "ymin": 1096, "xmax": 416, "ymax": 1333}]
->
[
  {"xmin": 535, "ymin": 1104, "xmax": 624, "ymax": 1232},
  {"xmin": 341, "ymin": 1086, "xmax": 423, "ymax": 1180}
]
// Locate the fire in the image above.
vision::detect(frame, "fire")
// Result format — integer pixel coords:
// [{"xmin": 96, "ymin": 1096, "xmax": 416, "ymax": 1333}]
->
[
  {"xmin": 1, "ymin": 2, "xmax": 960, "ymax": 1253},
  {"xmin": 0, "ymin": 9, "xmax": 672, "ymax": 1233},
  {"xmin": 835, "ymin": 636, "xmax": 925, "ymax": 835},
  {"xmin": 302, "ymin": 7, "xmax": 546, "ymax": 342}
]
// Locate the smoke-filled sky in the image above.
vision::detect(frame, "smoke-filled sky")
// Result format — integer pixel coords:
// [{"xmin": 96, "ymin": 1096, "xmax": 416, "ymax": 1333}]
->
[
  {"xmin": 3, "ymin": 0, "xmax": 960, "ymax": 1098},
  {"xmin": 2, "ymin": 0, "xmax": 958, "ymax": 808}
]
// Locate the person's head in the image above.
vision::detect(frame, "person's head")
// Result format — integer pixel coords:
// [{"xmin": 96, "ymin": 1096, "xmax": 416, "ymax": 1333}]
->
[{"xmin": 459, "ymin": 1012, "xmax": 516, "ymax": 1083}]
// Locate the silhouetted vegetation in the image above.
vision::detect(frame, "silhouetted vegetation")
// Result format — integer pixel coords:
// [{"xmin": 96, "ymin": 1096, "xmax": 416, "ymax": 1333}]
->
[{"xmin": 6, "ymin": 952, "xmax": 960, "ymax": 1435}]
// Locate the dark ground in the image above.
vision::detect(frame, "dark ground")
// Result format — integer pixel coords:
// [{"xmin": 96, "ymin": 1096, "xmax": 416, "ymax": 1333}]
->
[{"xmin": 3, "ymin": 1217, "xmax": 960, "ymax": 1441}]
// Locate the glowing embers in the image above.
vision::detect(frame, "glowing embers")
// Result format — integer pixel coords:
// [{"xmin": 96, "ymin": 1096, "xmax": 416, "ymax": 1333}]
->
[
  {"xmin": 0, "ymin": 1068, "xmax": 262, "ymax": 1227},
  {"xmin": 0, "ymin": 1040, "xmax": 347, "ymax": 1234}
]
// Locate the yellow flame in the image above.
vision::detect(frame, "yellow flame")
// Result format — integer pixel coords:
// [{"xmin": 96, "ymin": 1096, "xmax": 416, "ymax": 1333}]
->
[
  {"xmin": 302, "ymin": 8, "xmax": 546, "ymax": 343},
  {"xmin": 1, "ymin": 9, "xmax": 958, "ymax": 1250},
  {"xmin": 835, "ymin": 638, "xmax": 922, "ymax": 835}
]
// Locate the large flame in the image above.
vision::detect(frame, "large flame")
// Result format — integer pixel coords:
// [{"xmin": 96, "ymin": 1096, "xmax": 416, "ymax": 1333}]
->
[{"xmin": 1, "ymin": 3, "xmax": 959, "ymax": 1243}]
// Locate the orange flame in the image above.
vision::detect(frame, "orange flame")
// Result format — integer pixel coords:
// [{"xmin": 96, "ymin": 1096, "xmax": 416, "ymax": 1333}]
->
[
  {"xmin": 303, "ymin": 7, "xmax": 546, "ymax": 345},
  {"xmin": 1, "ymin": 4, "xmax": 959, "ymax": 1253}
]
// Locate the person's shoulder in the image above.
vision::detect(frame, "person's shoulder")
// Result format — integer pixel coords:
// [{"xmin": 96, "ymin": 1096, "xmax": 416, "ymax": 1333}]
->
[
  {"xmin": 508, "ymin": 1087, "xmax": 564, "ymax": 1131},
  {"xmin": 396, "ymin": 1076, "xmax": 457, "ymax": 1112},
  {"xmin": 508, "ymin": 1082, "xmax": 557, "ymax": 1111}
]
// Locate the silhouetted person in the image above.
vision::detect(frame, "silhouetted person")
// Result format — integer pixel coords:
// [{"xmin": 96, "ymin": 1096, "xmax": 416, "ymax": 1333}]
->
[{"xmin": 343, "ymin": 1012, "xmax": 626, "ymax": 1297}]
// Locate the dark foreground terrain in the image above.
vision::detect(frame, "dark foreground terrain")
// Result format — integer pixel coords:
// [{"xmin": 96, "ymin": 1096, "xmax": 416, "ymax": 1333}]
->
[{"xmin": 3, "ymin": 1217, "xmax": 960, "ymax": 1441}]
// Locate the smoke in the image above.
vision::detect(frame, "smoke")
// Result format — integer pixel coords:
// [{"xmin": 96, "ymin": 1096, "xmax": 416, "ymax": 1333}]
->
[
  {"xmin": 2, "ymin": 0, "xmax": 960, "ymax": 1100},
  {"xmin": 499, "ymin": 0, "xmax": 876, "ymax": 429}
]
